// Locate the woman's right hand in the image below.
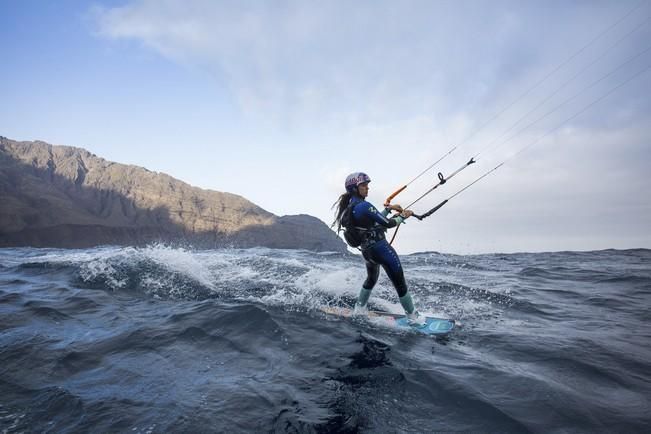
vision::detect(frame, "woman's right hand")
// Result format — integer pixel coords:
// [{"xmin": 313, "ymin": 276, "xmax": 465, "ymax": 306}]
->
[{"xmin": 401, "ymin": 209, "xmax": 414, "ymax": 218}]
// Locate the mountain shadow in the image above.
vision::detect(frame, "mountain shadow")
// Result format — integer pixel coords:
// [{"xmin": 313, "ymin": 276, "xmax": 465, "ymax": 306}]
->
[{"xmin": 0, "ymin": 137, "xmax": 346, "ymax": 253}]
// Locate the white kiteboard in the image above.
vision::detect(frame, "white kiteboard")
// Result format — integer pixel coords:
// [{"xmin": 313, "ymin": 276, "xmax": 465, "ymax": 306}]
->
[{"xmin": 321, "ymin": 306, "xmax": 455, "ymax": 336}]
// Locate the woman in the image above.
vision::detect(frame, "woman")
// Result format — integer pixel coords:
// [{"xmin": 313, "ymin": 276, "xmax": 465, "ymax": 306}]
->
[{"xmin": 332, "ymin": 172, "xmax": 424, "ymax": 324}]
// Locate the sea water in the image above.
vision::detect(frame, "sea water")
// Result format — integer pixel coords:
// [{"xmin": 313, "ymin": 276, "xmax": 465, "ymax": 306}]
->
[{"xmin": 1, "ymin": 245, "xmax": 649, "ymax": 432}]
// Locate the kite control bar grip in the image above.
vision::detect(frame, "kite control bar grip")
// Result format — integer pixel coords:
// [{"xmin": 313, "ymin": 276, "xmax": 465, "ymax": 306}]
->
[
  {"xmin": 384, "ymin": 185, "xmax": 407, "ymax": 207},
  {"xmin": 414, "ymin": 199, "xmax": 449, "ymax": 220}
]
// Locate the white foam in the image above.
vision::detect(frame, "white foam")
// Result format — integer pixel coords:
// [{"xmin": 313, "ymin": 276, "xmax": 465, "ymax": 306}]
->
[
  {"xmin": 139, "ymin": 244, "xmax": 215, "ymax": 290},
  {"xmin": 3, "ymin": 245, "xmax": 511, "ymax": 326}
]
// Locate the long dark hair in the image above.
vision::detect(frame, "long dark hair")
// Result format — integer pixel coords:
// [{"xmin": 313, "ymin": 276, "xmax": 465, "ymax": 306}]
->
[{"xmin": 331, "ymin": 191, "xmax": 353, "ymax": 233}]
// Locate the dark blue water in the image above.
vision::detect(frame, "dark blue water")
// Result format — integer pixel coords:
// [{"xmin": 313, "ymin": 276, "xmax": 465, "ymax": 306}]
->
[{"xmin": 1, "ymin": 246, "xmax": 650, "ymax": 432}]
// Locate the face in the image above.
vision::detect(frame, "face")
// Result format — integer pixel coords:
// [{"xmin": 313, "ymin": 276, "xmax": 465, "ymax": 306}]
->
[{"xmin": 357, "ymin": 182, "xmax": 369, "ymax": 198}]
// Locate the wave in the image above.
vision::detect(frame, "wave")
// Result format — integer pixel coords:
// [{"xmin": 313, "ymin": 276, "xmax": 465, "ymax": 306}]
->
[{"xmin": 2, "ymin": 245, "xmax": 651, "ymax": 432}]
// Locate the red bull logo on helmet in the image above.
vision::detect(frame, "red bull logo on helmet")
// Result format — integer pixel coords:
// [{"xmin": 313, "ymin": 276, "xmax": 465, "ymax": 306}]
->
[{"xmin": 345, "ymin": 172, "xmax": 371, "ymax": 189}]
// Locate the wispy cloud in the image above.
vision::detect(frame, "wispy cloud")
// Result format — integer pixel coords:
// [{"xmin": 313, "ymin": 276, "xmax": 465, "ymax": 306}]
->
[{"xmin": 91, "ymin": 1, "xmax": 562, "ymax": 127}]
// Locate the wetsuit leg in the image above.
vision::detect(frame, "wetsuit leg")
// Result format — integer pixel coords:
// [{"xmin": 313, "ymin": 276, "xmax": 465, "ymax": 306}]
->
[
  {"xmin": 354, "ymin": 253, "xmax": 381, "ymax": 308},
  {"xmin": 361, "ymin": 252, "xmax": 381, "ymax": 290},
  {"xmin": 365, "ymin": 240, "xmax": 408, "ymax": 297}
]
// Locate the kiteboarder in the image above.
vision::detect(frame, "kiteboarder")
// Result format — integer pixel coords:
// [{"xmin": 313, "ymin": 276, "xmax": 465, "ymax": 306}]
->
[{"xmin": 332, "ymin": 172, "xmax": 425, "ymax": 324}]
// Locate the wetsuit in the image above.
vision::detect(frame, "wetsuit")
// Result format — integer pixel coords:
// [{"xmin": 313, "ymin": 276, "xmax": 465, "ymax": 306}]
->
[{"xmin": 349, "ymin": 196, "xmax": 409, "ymax": 298}]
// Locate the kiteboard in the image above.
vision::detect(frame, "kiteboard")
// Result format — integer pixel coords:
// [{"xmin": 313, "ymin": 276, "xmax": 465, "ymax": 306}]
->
[{"xmin": 321, "ymin": 306, "xmax": 455, "ymax": 336}]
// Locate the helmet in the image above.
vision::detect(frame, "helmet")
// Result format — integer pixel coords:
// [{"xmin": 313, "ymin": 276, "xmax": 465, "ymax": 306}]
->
[{"xmin": 345, "ymin": 172, "xmax": 371, "ymax": 193}]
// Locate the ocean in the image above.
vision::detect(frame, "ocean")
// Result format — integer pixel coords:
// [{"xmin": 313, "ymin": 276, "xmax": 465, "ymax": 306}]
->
[{"xmin": 1, "ymin": 245, "xmax": 650, "ymax": 433}]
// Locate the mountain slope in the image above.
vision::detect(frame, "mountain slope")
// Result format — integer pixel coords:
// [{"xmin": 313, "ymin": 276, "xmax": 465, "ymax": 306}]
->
[{"xmin": 0, "ymin": 136, "xmax": 346, "ymax": 252}]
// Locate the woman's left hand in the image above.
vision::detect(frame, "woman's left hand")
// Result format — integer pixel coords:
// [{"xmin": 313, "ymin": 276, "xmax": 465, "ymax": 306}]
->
[{"xmin": 389, "ymin": 204, "xmax": 404, "ymax": 212}]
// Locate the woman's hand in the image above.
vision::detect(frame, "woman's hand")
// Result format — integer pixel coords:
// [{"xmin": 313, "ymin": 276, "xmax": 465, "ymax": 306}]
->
[
  {"xmin": 400, "ymin": 209, "xmax": 414, "ymax": 218},
  {"xmin": 388, "ymin": 204, "xmax": 404, "ymax": 212}
]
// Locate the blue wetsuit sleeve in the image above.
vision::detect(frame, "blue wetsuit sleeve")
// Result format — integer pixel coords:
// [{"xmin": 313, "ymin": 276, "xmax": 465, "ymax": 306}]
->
[
  {"xmin": 381, "ymin": 208, "xmax": 407, "ymax": 224},
  {"xmin": 359, "ymin": 202, "xmax": 404, "ymax": 228}
]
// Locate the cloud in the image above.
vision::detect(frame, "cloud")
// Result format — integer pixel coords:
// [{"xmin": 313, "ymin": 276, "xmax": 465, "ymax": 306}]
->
[{"xmin": 91, "ymin": 1, "xmax": 560, "ymax": 126}]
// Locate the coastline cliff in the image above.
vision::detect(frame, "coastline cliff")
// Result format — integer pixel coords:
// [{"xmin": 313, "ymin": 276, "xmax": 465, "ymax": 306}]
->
[{"xmin": 0, "ymin": 137, "xmax": 346, "ymax": 252}]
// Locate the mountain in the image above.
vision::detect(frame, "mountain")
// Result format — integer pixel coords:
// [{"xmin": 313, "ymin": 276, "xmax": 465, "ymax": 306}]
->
[{"xmin": 0, "ymin": 136, "xmax": 346, "ymax": 252}]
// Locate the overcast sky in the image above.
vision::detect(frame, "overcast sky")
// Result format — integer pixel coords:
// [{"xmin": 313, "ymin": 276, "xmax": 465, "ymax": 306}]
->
[{"xmin": 2, "ymin": 0, "xmax": 650, "ymax": 254}]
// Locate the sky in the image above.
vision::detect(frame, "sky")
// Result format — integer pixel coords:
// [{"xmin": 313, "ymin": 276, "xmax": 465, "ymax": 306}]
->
[{"xmin": 1, "ymin": 0, "xmax": 650, "ymax": 254}]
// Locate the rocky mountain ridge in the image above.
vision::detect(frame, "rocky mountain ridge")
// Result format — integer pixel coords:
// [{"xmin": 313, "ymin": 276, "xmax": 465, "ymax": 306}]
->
[{"xmin": 0, "ymin": 136, "xmax": 346, "ymax": 252}]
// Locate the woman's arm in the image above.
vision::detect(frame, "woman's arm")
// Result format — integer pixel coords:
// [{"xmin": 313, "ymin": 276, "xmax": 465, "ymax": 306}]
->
[{"xmin": 360, "ymin": 203, "xmax": 409, "ymax": 228}]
